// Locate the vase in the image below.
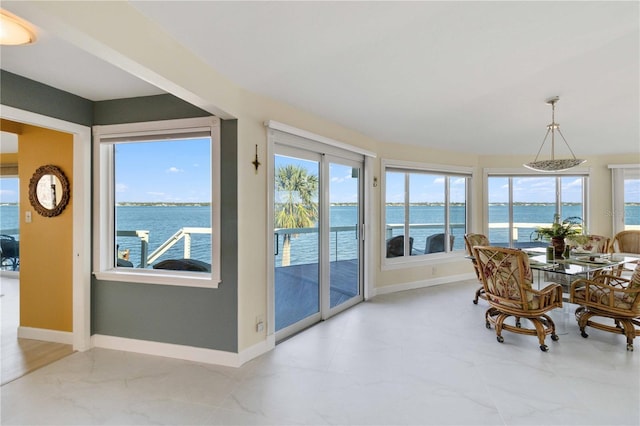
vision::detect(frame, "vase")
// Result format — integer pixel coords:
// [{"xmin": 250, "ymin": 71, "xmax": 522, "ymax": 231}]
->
[{"xmin": 551, "ymin": 236, "xmax": 565, "ymax": 259}]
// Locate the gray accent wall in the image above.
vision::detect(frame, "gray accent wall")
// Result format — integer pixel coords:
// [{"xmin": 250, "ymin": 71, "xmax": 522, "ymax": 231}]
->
[
  {"xmin": 1, "ymin": 72, "xmax": 239, "ymax": 353},
  {"xmin": 91, "ymin": 100, "xmax": 239, "ymax": 353},
  {"xmin": 1, "ymin": 70, "xmax": 93, "ymax": 126},
  {"xmin": 93, "ymin": 95, "xmax": 210, "ymax": 125}
]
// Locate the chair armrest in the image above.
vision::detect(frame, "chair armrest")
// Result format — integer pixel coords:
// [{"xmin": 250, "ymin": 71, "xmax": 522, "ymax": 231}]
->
[
  {"xmin": 571, "ymin": 274, "xmax": 630, "ymax": 292},
  {"xmin": 570, "ymin": 277, "xmax": 640, "ymax": 308},
  {"xmin": 527, "ymin": 283, "xmax": 563, "ymax": 307}
]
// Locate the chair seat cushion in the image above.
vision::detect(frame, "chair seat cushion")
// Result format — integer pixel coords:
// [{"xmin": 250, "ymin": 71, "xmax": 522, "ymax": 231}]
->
[
  {"xmin": 573, "ymin": 288, "xmax": 633, "ymax": 310},
  {"xmin": 487, "ymin": 292, "xmax": 543, "ymax": 310}
]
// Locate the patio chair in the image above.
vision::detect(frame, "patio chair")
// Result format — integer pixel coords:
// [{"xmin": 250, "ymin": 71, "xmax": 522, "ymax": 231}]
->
[
  {"xmin": 425, "ymin": 233, "xmax": 454, "ymax": 253},
  {"xmin": 464, "ymin": 233, "xmax": 490, "ymax": 304},
  {"xmin": 570, "ymin": 262, "xmax": 640, "ymax": 351},
  {"xmin": 0, "ymin": 235, "xmax": 20, "ymax": 271},
  {"xmin": 152, "ymin": 258, "xmax": 211, "ymax": 272},
  {"xmin": 473, "ymin": 245, "xmax": 563, "ymax": 351},
  {"xmin": 386, "ymin": 235, "xmax": 413, "ymax": 258}
]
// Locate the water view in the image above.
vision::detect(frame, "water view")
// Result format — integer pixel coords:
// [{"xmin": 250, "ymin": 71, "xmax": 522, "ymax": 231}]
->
[{"xmin": 2, "ymin": 203, "xmax": 639, "ymax": 269}]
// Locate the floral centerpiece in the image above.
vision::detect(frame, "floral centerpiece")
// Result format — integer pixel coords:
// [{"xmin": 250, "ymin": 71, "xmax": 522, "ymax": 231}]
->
[{"xmin": 533, "ymin": 214, "xmax": 583, "ymax": 258}]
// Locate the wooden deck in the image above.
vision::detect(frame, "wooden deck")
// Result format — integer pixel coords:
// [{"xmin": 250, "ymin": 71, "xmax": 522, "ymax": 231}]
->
[{"xmin": 275, "ymin": 259, "xmax": 359, "ymax": 331}]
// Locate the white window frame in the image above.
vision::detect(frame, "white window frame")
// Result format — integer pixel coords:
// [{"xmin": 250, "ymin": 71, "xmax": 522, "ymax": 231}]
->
[
  {"xmin": 483, "ymin": 167, "xmax": 591, "ymax": 246},
  {"xmin": 381, "ymin": 159, "xmax": 474, "ymax": 270},
  {"xmin": 609, "ymin": 164, "xmax": 640, "ymax": 234},
  {"xmin": 92, "ymin": 117, "xmax": 221, "ymax": 288}
]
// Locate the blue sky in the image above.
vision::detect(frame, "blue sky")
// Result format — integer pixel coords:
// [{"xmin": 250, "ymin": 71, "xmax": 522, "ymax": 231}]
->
[
  {"xmin": 1, "ymin": 147, "xmax": 638, "ymax": 205},
  {"xmin": 275, "ymin": 155, "xmax": 360, "ymax": 204},
  {"xmin": 114, "ymin": 138, "xmax": 211, "ymax": 203}
]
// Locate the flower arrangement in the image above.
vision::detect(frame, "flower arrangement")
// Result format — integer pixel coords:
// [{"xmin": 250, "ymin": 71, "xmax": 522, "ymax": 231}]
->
[{"xmin": 533, "ymin": 214, "xmax": 583, "ymax": 241}]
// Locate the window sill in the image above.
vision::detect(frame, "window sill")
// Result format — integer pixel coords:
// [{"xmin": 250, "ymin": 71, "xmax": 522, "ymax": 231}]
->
[
  {"xmin": 382, "ymin": 252, "xmax": 467, "ymax": 271},
  {"xmin": 93, "ymin": 269, "xmax": 220, "ymax": 288}
]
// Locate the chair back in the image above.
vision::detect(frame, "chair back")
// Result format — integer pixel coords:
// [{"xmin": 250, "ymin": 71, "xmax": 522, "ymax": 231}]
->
[
  {"xmin": 611, "ymin": 230, "xmax": 640, "ymax": 254},
  {"xmin": 464, "ymin": 233, "xmax": 489, "ymax": 281},
  {"xmin": 464, "ymin": 233, "xmax": 489, "ymax": 256},
  {"xmin": 473, "ymin": 246, "xmax": 533, "ymax": 308},
  {"xmin": 426, "ymin": 233, "xmax": 454, "ymax": 253},
  {"xmin": 565, "ymin": 234, "xmax": 610, "ymax": 254},
  {"xmin": 386, "ymin": 235, "xmax": 413, "ymax": 257},
  {"xmin": 0, "ymin": 235, "xmax": 19, "ymax": 258},
  {"xmin": 621, "ymin": 263, "xmax": 640, "ymax": 312}
]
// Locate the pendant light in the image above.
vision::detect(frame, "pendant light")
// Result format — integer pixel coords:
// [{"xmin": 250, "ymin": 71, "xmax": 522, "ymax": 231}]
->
[
  {"xmin": 523, "ymin": 96, "xmax": 586, "ymax": 172},
  {"xmin": 0, "ymin": 10, "xmax": 37, "ymax": 46}
]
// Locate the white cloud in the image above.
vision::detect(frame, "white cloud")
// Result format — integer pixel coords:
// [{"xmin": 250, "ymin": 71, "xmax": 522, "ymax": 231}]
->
[
  {"xmin": 563, "ymin": 178, "xmax": 583, "ymax": 188},
  {"xmin": 115, "ymin": 183, "xmax": 128, "ymax": 193},
  {"xmin": 166, "ymin": 167, "xmax": 183, "ymax": 173}
]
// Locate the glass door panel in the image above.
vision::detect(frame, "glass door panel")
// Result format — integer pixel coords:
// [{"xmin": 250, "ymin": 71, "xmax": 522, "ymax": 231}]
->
[
  {"xmin": 274, "ymin": 153, "xmax": 320, "ymax": 332},
  {"xmin": 328, "ymin": 161, "xmax": 362, "ymax": 310}
]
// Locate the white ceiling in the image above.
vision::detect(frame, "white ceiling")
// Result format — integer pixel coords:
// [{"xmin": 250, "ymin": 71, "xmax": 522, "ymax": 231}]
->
[{"xmin": 1, "ymin": 1, "xmax": 638, "ymax": 157}]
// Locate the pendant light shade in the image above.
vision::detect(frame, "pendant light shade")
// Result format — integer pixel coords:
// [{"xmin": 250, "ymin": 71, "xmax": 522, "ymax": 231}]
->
[{"xmin": 523, "ymin": 96, "xmax": 586, "ymax": 172}]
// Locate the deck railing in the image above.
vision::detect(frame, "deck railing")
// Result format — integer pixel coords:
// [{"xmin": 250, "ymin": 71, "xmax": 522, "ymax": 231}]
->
[{"xmin": 117, "ymin": 227, "xmax": 211, "ymax": 268}]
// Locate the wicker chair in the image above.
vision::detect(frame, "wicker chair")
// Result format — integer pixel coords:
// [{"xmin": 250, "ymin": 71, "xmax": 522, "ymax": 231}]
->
[
  {"xmin": 610, "ymin": 230, "xmax": 640, "ymax": 254},
  {"xmin": 570, "ymin": 262, "xmax": 640, "ymax": 351},
  {"xmin": 464, "ymin": 233, "xmax": 489, "ymax": 304},
  {"xmin": 609, "ymin": 230, "xmax": 640, "ymax": 277},
  {"xmin": 565, "ymin": 234, "xmax": 610, "ymax": 254},
  {"xmin": 473, "ymin": 246, "xmax": 563, "ymax": 351}
]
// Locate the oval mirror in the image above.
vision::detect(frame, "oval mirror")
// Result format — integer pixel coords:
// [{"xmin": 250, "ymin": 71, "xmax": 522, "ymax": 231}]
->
[{"xmin": 28, "ymin": 165, "xmax": 70, "ymax": 217}]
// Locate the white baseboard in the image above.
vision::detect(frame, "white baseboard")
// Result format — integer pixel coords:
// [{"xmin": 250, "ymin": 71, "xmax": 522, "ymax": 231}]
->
[
  {"xmin": 0, "ymin": 271, "xmax": 19, "ymax": 279},
  {"xmin": 374, "ymin": 272, "xmax": 475, "ymax": 296},
  {"xmin": 91, "ymin": 334, "xmax": 275, "ymax": 368},
  {"xmin": 18, "ymin": 327, "xmax": 74, "ymax": 344}
]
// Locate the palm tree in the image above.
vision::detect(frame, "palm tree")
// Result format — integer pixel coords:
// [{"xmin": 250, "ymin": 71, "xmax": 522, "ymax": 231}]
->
[{"xmin": 275, "ymin": 164, "xmax": 319, "ymax": 266}]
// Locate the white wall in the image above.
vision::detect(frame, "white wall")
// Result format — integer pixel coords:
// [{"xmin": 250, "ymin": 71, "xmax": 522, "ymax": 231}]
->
[{"xmin": 28, "ymin": 2, "xmax": 640, "ymax": 354}]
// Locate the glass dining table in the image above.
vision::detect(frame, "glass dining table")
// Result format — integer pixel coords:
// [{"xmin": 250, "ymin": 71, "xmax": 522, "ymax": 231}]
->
[
  {"xmin": 522, "ymin": 248, "xmax": 639, "ymax": 334},
  {"xmin": 522, "ymin": 247, "xmax": 639, "ymax": 293}
]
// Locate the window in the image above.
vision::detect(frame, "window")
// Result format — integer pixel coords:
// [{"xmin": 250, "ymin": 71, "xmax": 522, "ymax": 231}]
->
[
  {"xmin": 383, "ymin": 160, "xmax": 472, "ymax": 261},
  {"xmin": 485, "ymin": 171, "xmax": 588, "ymax": 248},
  {"xmin": 609, "ymin": 164, "xmax": 640, "ymax": 233},
  {"xmin": 93, "ymin": 117, "xmax": 220, "ymax": 287}
]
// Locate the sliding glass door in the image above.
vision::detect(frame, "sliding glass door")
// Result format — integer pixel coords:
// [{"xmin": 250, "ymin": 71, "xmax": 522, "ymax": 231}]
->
[
  {"xmin": 274, "ymin": 149, "xmax": 321, "ymax": 332},
  {"xmin": 273, "ymin": 146, "xmax": 363, "ymax": 341},
  {"xmin": 327, "ymin": 158, "xmax": 362, "ymax": 313}
]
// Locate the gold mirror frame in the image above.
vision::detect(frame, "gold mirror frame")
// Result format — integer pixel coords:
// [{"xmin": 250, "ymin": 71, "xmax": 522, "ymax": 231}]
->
[{"xmin": 28, "ymin": 164, "xmax": 70, "ymax": 217}]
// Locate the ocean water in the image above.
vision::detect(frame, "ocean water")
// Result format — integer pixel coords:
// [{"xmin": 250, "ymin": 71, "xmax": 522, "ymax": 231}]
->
[{"xmin": 2, "ymin": 204, "xmax": 639, "ymax": 267}]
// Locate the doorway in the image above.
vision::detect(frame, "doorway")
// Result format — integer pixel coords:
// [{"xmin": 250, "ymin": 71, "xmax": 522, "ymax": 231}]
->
[
  {"xmin": 1, "ymin": 105, "xmax": 91, "ymax": 353},
  {"xmin": 272, "ymin": 144, "xmax": 364, "ymax": 342}
]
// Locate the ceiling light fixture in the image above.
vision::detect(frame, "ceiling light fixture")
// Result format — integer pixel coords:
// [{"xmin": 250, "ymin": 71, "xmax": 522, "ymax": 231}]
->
[
  {"xmin": 523, "ymin": 96, "xmax": 586, "ymax": 172},
  {"xmin": 0, "ymin": 10, "xmax": 37, "ymax": 46}
]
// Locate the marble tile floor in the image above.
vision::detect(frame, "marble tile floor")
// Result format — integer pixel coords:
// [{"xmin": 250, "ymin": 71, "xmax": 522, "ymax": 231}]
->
[
  {"xmin": 1, "ymin": 279, "xmax": 638, "ymax": 425},
  {"xmin": 1, "ymin": 276, "xmax": 74, "ymax": 386}
]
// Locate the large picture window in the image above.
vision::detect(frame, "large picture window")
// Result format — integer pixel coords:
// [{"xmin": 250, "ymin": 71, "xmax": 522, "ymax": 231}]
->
[
  {"xmin": 383, "ymin": 160, "xmax": 472, "ymax": 262},
  {"xmin": 93, "ymin": 117, "xmax": 220, "ymax": 287},
  {"xmin": 609, "ymin": 165, "xmax": 640, "ymax": 233},
  {"xmin": 485, "ymin": 171, "xmax": 588, "ymax": 248}
]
